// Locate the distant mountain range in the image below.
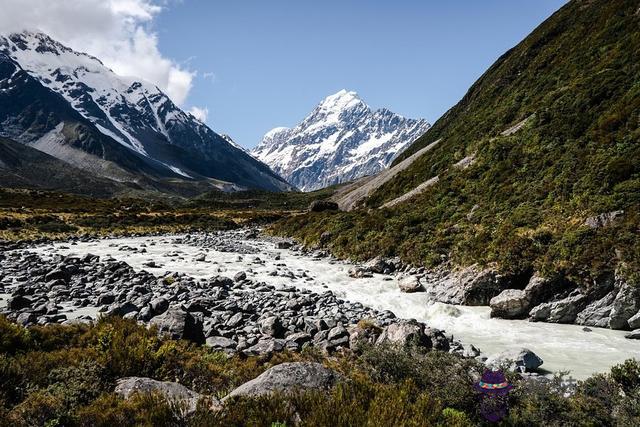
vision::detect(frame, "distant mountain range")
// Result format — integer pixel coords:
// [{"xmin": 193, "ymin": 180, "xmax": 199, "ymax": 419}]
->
[
  {"xmin": 252, "ymin": 90, "xmax": 430, "ymax": 191},
  {"xmin": 0, "ymin": 31, "xmax": 293, "ymax": 196}
]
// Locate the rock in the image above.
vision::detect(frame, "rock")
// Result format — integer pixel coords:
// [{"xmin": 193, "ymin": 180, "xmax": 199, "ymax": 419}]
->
[
  {"xmin": 584, "ymin": 210, "xmax": 624, "ymax": 228},
  {"xmin": 115, "ymin": 377, "xmax": 213, "ymax": 414},
  {"xmin": 106, "ymin": 302, "xmax": 138, "ymax": 317},
  {"xmin": 576, "ymin": 291, "xmax": 616, "ymax": 328},
  {"xmin": 421, "ymin": 264, "xmax": 505, "ymax": 306},
  {"xmin": 259, "ymin": 316, "xmax": 284, "ymax": 338},
  {"xmin": 529, "ymin": 291, "xmax": 587, "ymax": 323},
  {"xmin": 8, "ymin": 295, "xmax": 32, "ymax": 310},
  {"xmin": 242, "ymin": 338, "xmax": 286, "ymax": 356},
  {"xmin": 149, "ymin": 308, "xmax": 205, "ymax": 344},
  {"xmin": 97, "ymin": 293, "xmax": 116, "ymax": 305},
  {"xmin": 485, "ymin": 348, "xmax": 543, "ymax": 373},
  {"xmin": 233, "ymin": 271, "xmax": 247, "ymax": 282},
  {"xmin": 45, "ymin": 268, "xmax": 70, "ymax": 283},
  {"xmin": 286, "ymin": 332, "xmax": 312, "ymax": 346},
  {"xmin": 376, "ymin": 320, "xmax": 431, "ymax": 348},
  {"xmin": 206, "ymin": 336, "xmax": 237, "ymax": 350},
  {"xmin": 365, "ymin": 257, "xmax": 393, "ymax": 274},
  {"xmin": 276, "ymin": 241, "xmax": 293, "ymax": 250},
  {"xmin": 348, "ymin": 322, "xmax": 382, "ymax": 351},
  {"xmin": 194, "ymin": 254, "xmax": 206, "ymax": 262},
  {"xmin": 628, "ymin": 311, "xmax": 640, "ymax": 330},
  {"xmin": 16, "ymin": 312, "xmax": 36, "ymax": 326},
  {"xmin": 309, "ymin": 200, "xmax": 339, "ymax": 212},
  {"xmin": 398, "ymin": 276, "xmax": 424, "ymax": 293},
  {"xmin": 609, "ymin": 283, "xmax": 639, "ymax": 330},
  {"xmin": 150, "ymin": 297, "xmax": 169, "ymax": 315},
  {"xmin": 490, "ymin": 289, "xmax": 530, "ymax": 319},
  {"xmin": 223, "ymin": 362, "xmax": 341, "ymax": 401},
  {"xmin": 348, "ymin": 266, "xmax": 372, "ymax": 278},
  {"xmin": 625, "ymin": 329, "xmax": 640, "ymax": 340},
  {"xmin": 327, "ymin": 325, "xmax": 349, "ymax": 347}
]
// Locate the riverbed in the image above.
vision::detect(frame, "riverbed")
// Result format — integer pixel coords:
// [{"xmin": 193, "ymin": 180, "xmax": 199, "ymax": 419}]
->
[{"xmin": 26, "ymin": 231, "xmax": 640, "ymax": 380}]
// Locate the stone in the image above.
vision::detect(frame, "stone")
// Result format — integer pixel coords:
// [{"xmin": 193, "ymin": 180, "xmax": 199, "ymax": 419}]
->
[
  {"xmin": 584, "ymin": 210, "xmax": 624, "ymax": 228},
  {"xmin": 348, "ymin": 267, "xmax": 372, "ymax": 278},
  {"xmin": 16, "ymin": 312, "xmax": 36, "ymax": 326},
  {"xmin": 45, "ymin": 268, "xmax": 70, "ymax": 283},
  {"xmin": 576, "ymin": 291, "xmax": 616, "ymax": 328},
  {"xmin": 485, "ymin": 348, "xmax": 543, "ymax": 373},
  {"xmin": 242, "ymin": 338, "xmax": 286, "ymax": 356},
  {"xmin": 529, "ymin": 291, "xmax": 587, "ymax": 323},
  {"xmin": 150, "ymin": 297, "xmax": 169, "ymax": 315},
  {"xmin": 625, "ymin": 330, "xmax": 640, "ymax": 340},
  {"xmin": 115, "ymin": 377, "xmax": 214, "ymax": 415},
  {"xmin": 233, "ymin": 271, "xmax": 247, "ymax": 282},
  {"xmin": 376, "ymin": 320, "xmax": 431, "ymax": 348},
  {"xmin": 259, "ymin": 316, "xmax": 284, "ymax": 338},
  {"xmin": 97, "ymin": 293, "xmax": 115, "ymax": 306},
  {"xmin": 365, "ymin": 257, "xmax": 393, "ymax": 274},
  {"xmin": 490, "ymin": 289, "xmax": 530, "ymax": 319},
  {"xmin": 398, "ymin": 276, "xmax": 424, "ymax": 293},
  {"xmin": 223, "ymin": 362, "xmax": 341, "ymax": 401},
  {"xmin": 149, "ymin": 308, "xmax": 205, "ymax": 344},
  {"xmin": 628, "ymin": 311, "xmax": 640, "ymax": 330},
  {"xmin": 206, "ymin": 336, "xmax": 237, "ymax": 350},
  {"xmin": 309, "ymin": 200, "xmax": 339, "ymax": 212},
  {"xmin": 421, "ymin": 264, "xmax": 505, "ymax": 306},
  {"xmin": 609, "ymin": 283, "xmax": 639, "ymax": 330},
  {"xmin": 8, "ymin": 295, "xmax": 32, "ymax": 310},
  {"xmin": 106, "ymin": 302, "xmax": 138, "ymax": 317}
]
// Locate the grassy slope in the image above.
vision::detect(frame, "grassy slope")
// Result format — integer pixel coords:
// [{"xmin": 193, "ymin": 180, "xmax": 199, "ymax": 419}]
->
[{"xmin": 272, "ymin": 0, "xmax": 640, "ymax": 283}]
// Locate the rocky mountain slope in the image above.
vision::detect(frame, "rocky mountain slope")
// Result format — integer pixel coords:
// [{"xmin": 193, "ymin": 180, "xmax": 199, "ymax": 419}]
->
[
  {"xmin": 0, "ymin": 31, "xmax": 292, "ymax": 195},
  {"xmin": 273, "ymin": 0, "xmax": 640, "ymax": 330},
  {"xmin": 252, "ymin": 90, "xmax": 430, "ymax": 191}
]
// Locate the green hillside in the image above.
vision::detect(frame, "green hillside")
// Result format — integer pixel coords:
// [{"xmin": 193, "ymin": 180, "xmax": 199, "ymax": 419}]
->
[{"xmin": 273, "ymin": 0, "xmax": 640, "ymax": 283}]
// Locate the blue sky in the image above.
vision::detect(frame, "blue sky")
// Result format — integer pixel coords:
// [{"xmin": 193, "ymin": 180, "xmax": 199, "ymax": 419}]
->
[{"xmin": 155, "ymin": 0, "xmax": 568, "ymax": 148}]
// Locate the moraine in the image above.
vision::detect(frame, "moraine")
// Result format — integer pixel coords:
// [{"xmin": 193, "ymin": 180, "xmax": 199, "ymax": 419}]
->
[{"xmin": 7, "ymin": 230, "xmax": 640, "ymax": 380}]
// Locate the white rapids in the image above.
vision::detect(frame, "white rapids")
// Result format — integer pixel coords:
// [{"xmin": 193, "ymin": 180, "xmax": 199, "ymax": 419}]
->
[{"xmin": 27, "ymin": 233, "xmax": 640, "ymax": 380}]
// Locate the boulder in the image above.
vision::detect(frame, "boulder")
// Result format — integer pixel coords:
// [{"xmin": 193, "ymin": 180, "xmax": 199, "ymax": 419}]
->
[
  {"xmin": 376, "ymin": 320, "xmax": 431, "ymax": 348},
  {"xmin": 628, "ymin": 311, "xmax": 640, "ymax": 330},
  {"xmin": 625, "ymin": 330, "xmax": 640, "ymax": 340},
  {"xmin": 149, "ymin": 308, "xmax": 205, "ymax": 344},
  {"xmin": 348, "ymin": 266, "xmax": 372, "ymax": 278},
  {"xmin": 223, "ymin": 362, "xmax": 341, "ymax": 401},
  {"xmin": 576, "ymin": 291, "xmax": 616, "ymax": 328},
  {"xmin": 609, "ymin": 283, "xmax": 639, "ymax": 330},
  {"xmin": 150, "ymin": 297, "xmax": 169, "ymax": 315},
  {"xmin": 8, "ymin": 295, "xmax": 32, "ymax": 310},
  {"xmin": 490, "ymin": 289, "xmax": 530, "ymax": 319},
  {"xmin": 365, "ymin": 257, "xmax": 393, "ymax": 274},
  {"xmin": 584, "ymin": 210, "xmax": 624, "ymax": 228},
  {"xmin": 398, "ymin": 276, "xmax": 424, "ymax": 293},
  {"xmin": 529, "ymin": 291, "xmax": 587, "ymax": 323},
  {"xmin": 485, "ymin": 348, "xmax": 543, "ymax": 372},
  {"xmin": 233, "ymin": 271, "xmax": 247, "ymax": 282},
  {"xmin": 259, "ymin": 315, "xmax": 284, "ymax": 338},
  {"xmin": 242, "ymin": 338, "xmax": 286, "ymax": 356},
  {"xmin": 309, "ymin": 200, "xmax": 339, "ymax": 212},
  {"xmin": 327, "ymin": 325, "xmax": 349, "ymax": 347},
  {"xmin": 206, "ymin": 336, "xmax": 237, "ymax": 350},
  {"xmin": 348, "ymin": 322, "xmax": 382, "ymax": 351},
  {"xmin": 421, "ymin": 264, "xmax": 505, "ymax": 306},
  {"xmin": 115, "ymin": 377, "xmax": 213, "ymax": 414}
]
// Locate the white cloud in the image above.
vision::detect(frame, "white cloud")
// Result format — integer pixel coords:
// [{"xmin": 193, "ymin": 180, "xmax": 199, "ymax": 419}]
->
[
  {"xmin": 188, "ymin": 106, "xmax": 209, "ymax": 123},
  {"xmin": 0, "ymin": 0, "xmax": 194, "ymax": 105}
]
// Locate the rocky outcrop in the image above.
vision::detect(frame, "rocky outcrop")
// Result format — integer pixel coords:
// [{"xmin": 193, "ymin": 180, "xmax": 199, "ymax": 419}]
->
[
  {"xmin": 223, "ymin": 362, "xmax": 341, "ymax": 401},
  {"xmin": 528, "ymin": 290, "xmax": 588, "ymax": 324},
  {"xmin": 490, "ymin": 274, "xmax": 560, "ymax": 319},
  {"xmin": 609, "ymin": 283, "xmax": 640, "ymax": 330},
  {"xmin": 309, "ymin": 200, "xmax": 339, "ymax": 212},
  {"xmin": 584, "ymin": 210, "xmax": 624, "ymax": 228},
  {"xmin": 575, "ymin": 291, "xmax": 616, "ymax": 328}
]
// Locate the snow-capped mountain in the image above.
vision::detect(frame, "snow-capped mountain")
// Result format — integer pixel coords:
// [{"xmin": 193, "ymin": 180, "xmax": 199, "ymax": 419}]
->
[
  {"xmin": 252, "ymin": 90, "xmax": 430, "ymax": 191},
  {"xmin": 0, "ymin": 31, "xmax": 292, "ymax": 193}
]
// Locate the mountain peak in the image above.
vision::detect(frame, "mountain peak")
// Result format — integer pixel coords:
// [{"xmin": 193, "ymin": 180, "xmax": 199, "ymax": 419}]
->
[{"xmin": 317, "ymin": 89, "xmax": 365, "ymax": 113}]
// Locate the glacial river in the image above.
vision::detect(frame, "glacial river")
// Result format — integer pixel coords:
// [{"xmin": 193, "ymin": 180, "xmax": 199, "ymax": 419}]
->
[{"xmin": 24, "ymin": 232, "xmax": 640, "ymax": 380}]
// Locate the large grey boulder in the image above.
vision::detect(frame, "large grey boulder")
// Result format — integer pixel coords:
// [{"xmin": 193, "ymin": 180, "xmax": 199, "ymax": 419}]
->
[
  {"xmin": 421, "ymin": 264, "xmax": 505, "ymax": 306},
  {"xmin": 365, "ymin": 257, "xmax": 393, "ymax": 274},
  {"xmin": 115, "ymin": 377, "xmax": 214, "ymax": 414},
  {"xmin": 529, "ymin": 291, "xmax": 587, "ymax": 323},
  {"xmin": 223, "ymin": 362, "xmax": 341, "ymax": 401},
  {"xmin": 149, "ymin": 308, "xmax": 205, "ymax": 344},
  {"xmin": 490, "ymin": 289, "xmax": 530, "ymax": 319},
  {"xmin": 376, "ymin": 320, "xmax": 431, "ymax": 348},
  {"xmin": 206, "ymin": 336, "xmax": 237, "ymax": 351},
  {"xmin": 576, "ymin": 291, "xmax": 616, "ymax": 328},
  {"xmin": 609, "ymin": 283, "xmax": 639, "ymax": 330},
  {"xmin": 485, "ymin": 348, "xmax": 543, "ymax": 373},
  {"xmin": 628, "ymin": 311, "xmax": 640, "ymax": 330},
  {"xmin": 398, "ymin": 276, "xmax": 424, "ymax": 293}
]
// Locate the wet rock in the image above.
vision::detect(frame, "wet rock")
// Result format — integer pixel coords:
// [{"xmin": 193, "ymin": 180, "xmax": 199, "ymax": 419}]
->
[
  {"xmin": 485, "ymin": 348, "xmax": 543, "ymax": 373},
  {"xmin": 625, "ymin": 330, "xmax": 640, "ymax": 340},
  {"xmin": 576, "ymin": 291, "xmax": 616, "ymax": 328},
  {"xmin": 150, "ymin": 308, "xmax": 205, "ymax": 344},
  {"xmin": 398, "ymin": 276, "xmax": 424, "ymax": 293},
  {"xmin": 223, "ymin": 362, "xmax": 341, "ymax": 401},
  {"xmin": 490, "ymin": 289, "xmax": 530, "ymax": 319},
  {"xmin": 365, "ymin": 257, "xmax": 393, "ymax": 274},
  {"xmin": 348, "ymin": 266, "xmax": 372, "ymax": 278},
  {"xmin": 609, "ymin": 283, "xmax": 639, "ymax": 330},
  {"xmin": 529, "ymin": 291, "xmax": 587, "ymax": 323}
]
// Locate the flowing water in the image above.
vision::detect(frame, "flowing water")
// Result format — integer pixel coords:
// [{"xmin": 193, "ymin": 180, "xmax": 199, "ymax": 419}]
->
[{"xmin": 27, "ymin": 232, "xmax": 640, "ymax": 380}]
